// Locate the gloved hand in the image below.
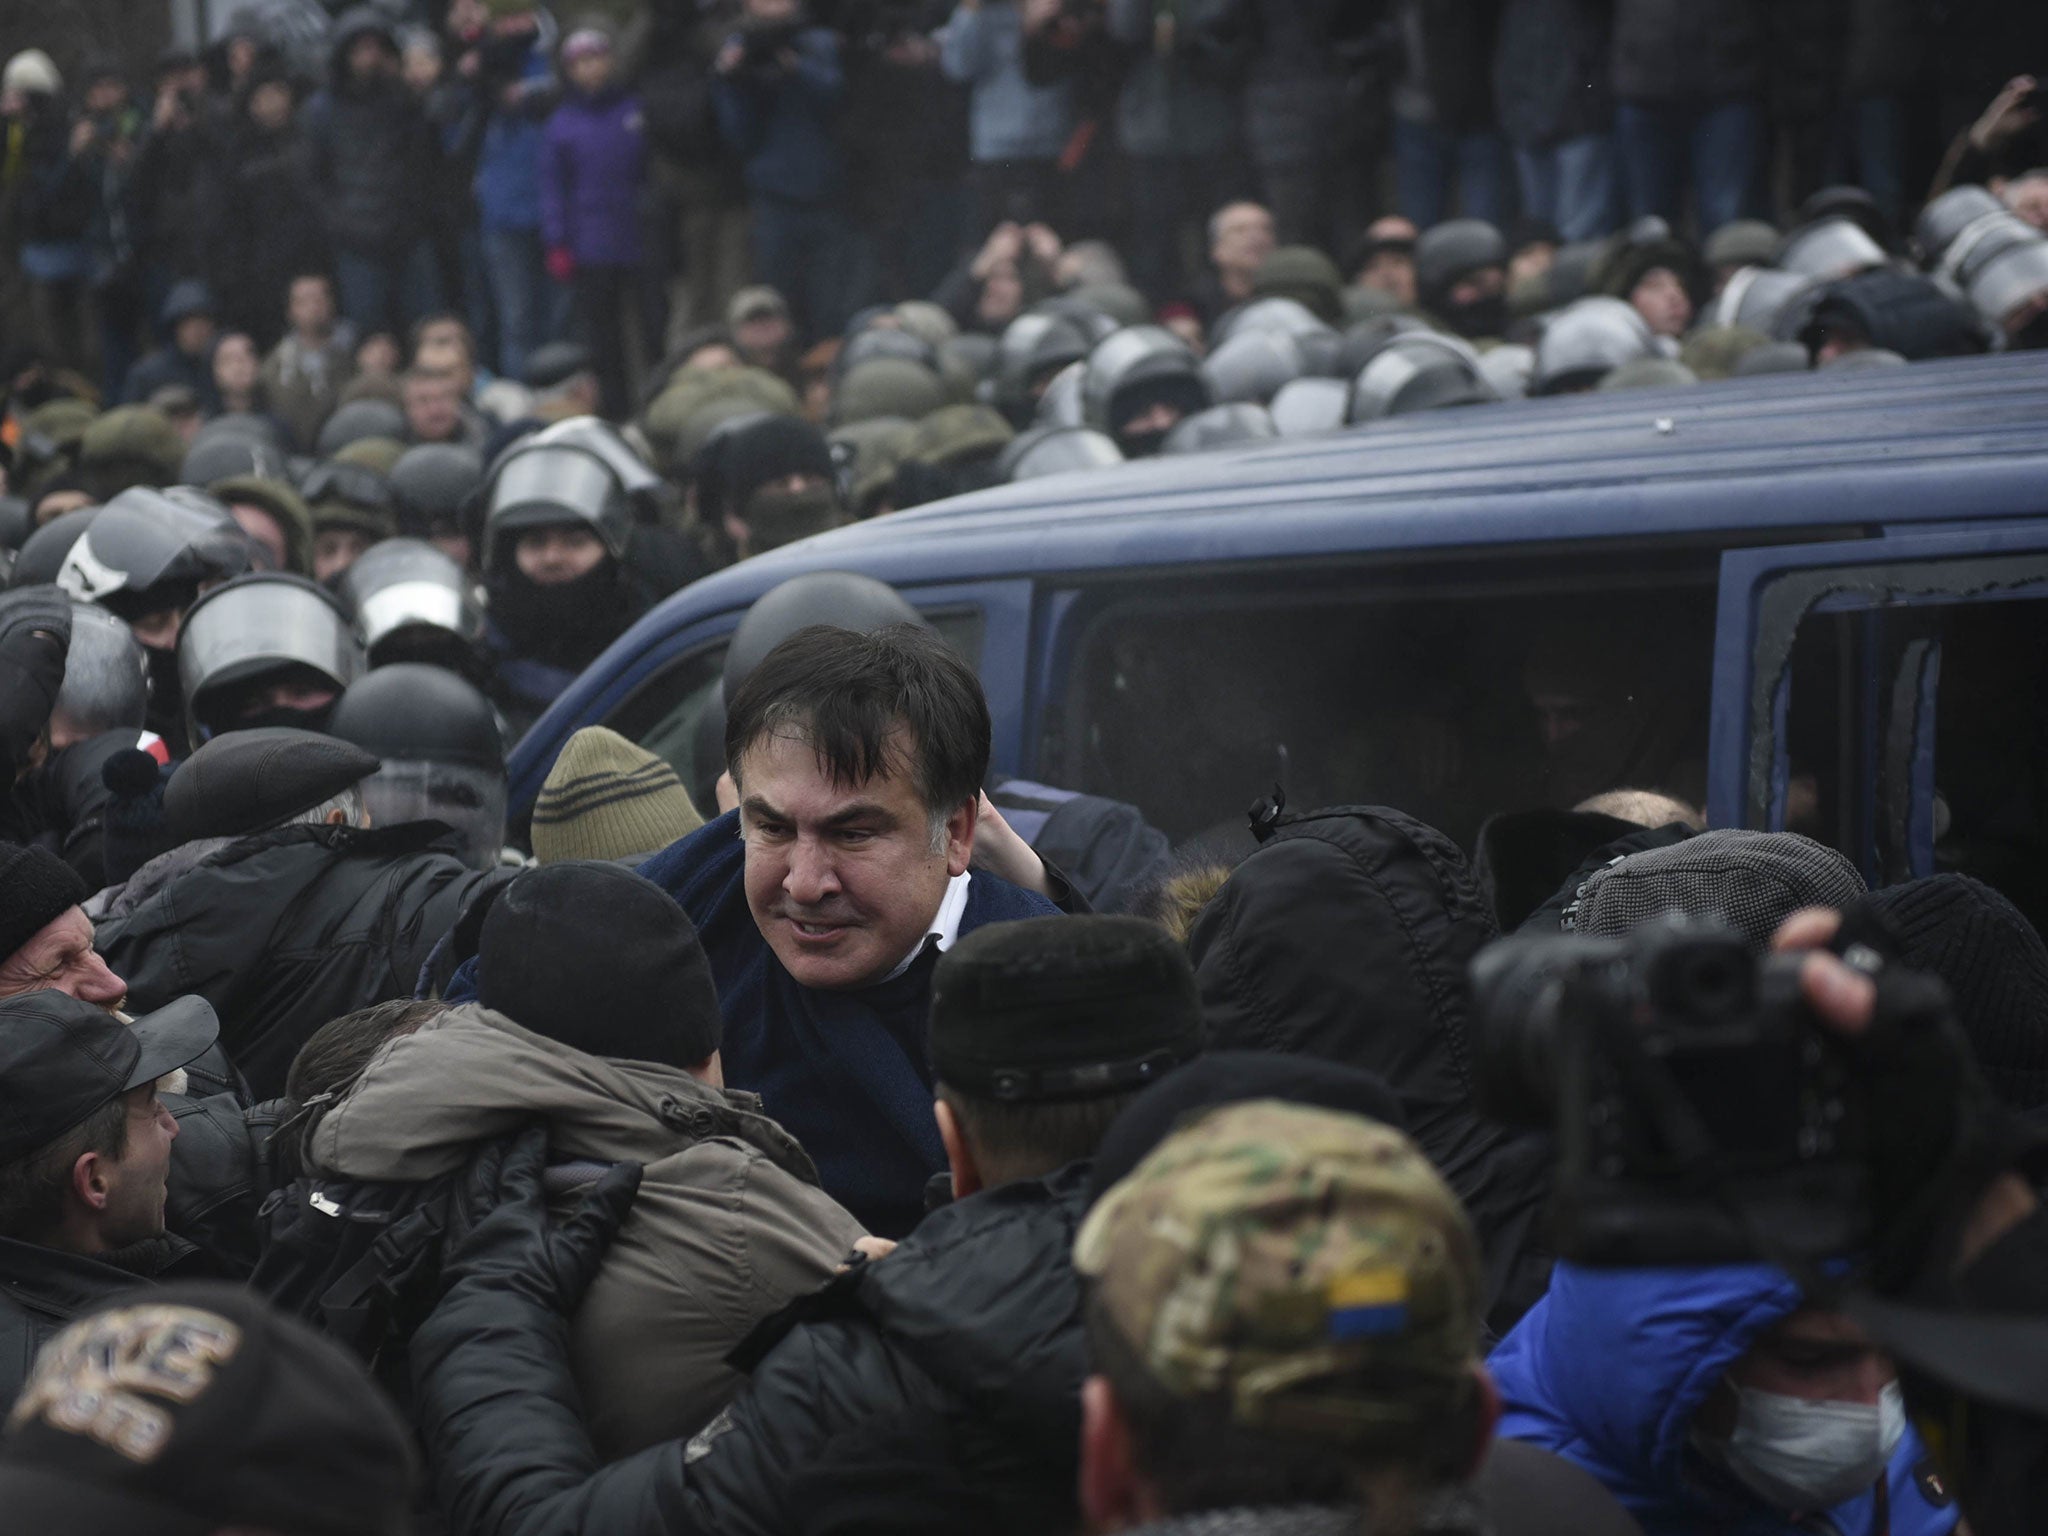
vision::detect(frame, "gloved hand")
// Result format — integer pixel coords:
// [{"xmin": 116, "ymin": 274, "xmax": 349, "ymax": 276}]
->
[
  {"xmin": 444, "ymin": 1124, "xmax": 641, "ymax": 1314},
  {"xmin": 0, "ymin": 586, "xmax": 72, "ymax": 775},
  {"xmin": 545, "ymin": 246, "xmax": 576, "ymax": 284}
]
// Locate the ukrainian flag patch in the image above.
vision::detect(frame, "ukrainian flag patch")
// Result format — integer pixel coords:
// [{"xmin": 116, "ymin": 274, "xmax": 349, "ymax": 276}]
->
[{"xmin": 1327, "ymin": 1270, "xmax": 1411, "ymax": 1339}]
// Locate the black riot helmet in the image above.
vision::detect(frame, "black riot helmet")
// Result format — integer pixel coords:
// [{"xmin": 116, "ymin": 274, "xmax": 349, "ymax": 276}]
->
[
  {"xmin": 316, "ymin": 398, "xmax": 407, "ymax": 457},
  {"xmin": 337, "ymin": 536, "xmax": 485, "ymax": 669},
  {"xmin": 993, "ymin": 314, "xmax": 1093, "ymax": 426},
  {"xmin": 328, "ymin": 662, "xmax": 507, "ymax": 869},
  {"xmin": 722, "ymin": 571, "xmax": 928, "ymax": 701},
  {"xmin": 1200, "ymin": 328, "xmax": 1304, "ymax": 406},
  {"xmin": 1348, "ymin": 333, "xmax": 1495, "ymax": 421},
  {"xmin": 11, "ymin": 505, "xmax": 101, "ymax": 589},
  {"xmin": 1415, "ymin": 220, "xmax": 1508, "ymax": 314},
  {"xmin": 51, "ymin": 600, "xmax": 150, "ymax": 742},
  {"xmin": 178, "ymin": 571, "xmax": 364, "ymax": 745},
  {"xmin": 1530, "ymin": 297, "xmax": 1662, "ymax": 395},
  {"xmin": 56, "ymin": 486, "xmax": 256, "ymax": 622},
  {"xmin": 1268, "ymin": 377, "xmax": 1350, "ymax": 436},
  {"xmin": 1336, "ymin": 314, "xmax": 1437, "ymax": 379},
  {"xmin": 997, "ymin": 425, "xmax": 1125, "ymax": 481},
  {"xmin": 1081, "ymin": 327, "xmax": 1213, "ymax": 456},
  {"xmin": 181, "ymin": 433, "xmax": 289, "ymax": 490},
  {"xmin": 482, "ymin": 432, "xmax": 637, "ymax": 573},
  {"xmin": 1161, "ymin": 403, "xmax": 1280, "ymax": 455},
  {"xmin": 388, "ymin": 443, "xmax": 485, "ymax": 541}
]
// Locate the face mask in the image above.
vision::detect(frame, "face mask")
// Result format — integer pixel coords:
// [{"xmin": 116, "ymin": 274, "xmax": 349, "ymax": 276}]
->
[
  {"xmin": 143, "ymin": 644, "xmax": 184, "ymax": 745},
  {"xmin": 743, "ymin": 483, "xmax": 844, "ymax": 555},
  {"xmin": 1703, "ymin": 1381, "xmax": 1905, "ymax": 1513},
  {"xmin": 1444, "ymin": 293, "xmax": 1506, "ymax": 340}
]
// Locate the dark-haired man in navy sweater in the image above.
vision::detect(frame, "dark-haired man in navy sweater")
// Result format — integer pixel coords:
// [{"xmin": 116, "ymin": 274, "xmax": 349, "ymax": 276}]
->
[{"xmin": 637, "ymin": 621, "xmax": 1062, "ymax": 1235}]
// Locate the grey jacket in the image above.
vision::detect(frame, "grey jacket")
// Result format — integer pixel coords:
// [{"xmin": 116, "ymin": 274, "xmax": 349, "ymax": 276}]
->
[{"xmin": 306, "ymin": 1005, "xmax": 866, "ymax": 1459}]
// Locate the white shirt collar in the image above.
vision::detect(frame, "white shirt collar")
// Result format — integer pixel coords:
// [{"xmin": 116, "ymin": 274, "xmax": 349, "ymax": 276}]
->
[{"xmin": 878, "ymin": 870, "xmax": 972, "ymax": 983}]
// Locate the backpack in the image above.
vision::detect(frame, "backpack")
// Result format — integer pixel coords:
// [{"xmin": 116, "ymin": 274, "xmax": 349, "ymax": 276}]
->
[{"xmin": 250, "ymin": 1167, "xmax": 464, "ymax": 1397}]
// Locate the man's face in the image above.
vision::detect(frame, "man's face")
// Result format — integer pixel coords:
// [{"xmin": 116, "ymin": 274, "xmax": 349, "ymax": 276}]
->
[
  {"xmin": 748, "ymin": 0, "xmax": 799, "ymax": 19},
  {"xmin": 405, "ymin": 376, "xmax": 463, "ymax": 442},
  {"xmin": 1630, "ymin": 267, "xmax": 1693, "ymax": 338},
  {"xmin": 735, "ymin": 313, "xmax": 791, "ymax": 364},
  {"xmin": 736, "ymin": 724, "xmax": 974, "ymax": 990},
  {"xmin": 289, "ymin": 278, "xmax": 335, "ymax": 337},
  {"xmin": 85, "ymin": 78, "xmax": 126, "ymax": 115},
  {"xmin": 513, "ymin": 523, "xmax": 605, "ymax": 585},
  {"xmin": 33, "ymin": 487, "xmax": 92, "ymax": 526},
  {"xmin": 566, "ymin": 50, "xmax": 615, "ymax": 94},
  {"xmin": 1116, "ymin": 399, "xmax": 1185, "ymax": 456},
  {"xmin": 349, "ymin": 34, "xmax": 395, "ymax": 82},
  {"xmin": 128, "ymin": 605, "xmax": 182, "ymax": 651},
  {"xmin": 232, "ymin": 672, "xmax": 340, "ymax": 724},
  {"xmin": 0, "ymin": 907, "xmax": 126, "ymax": 1008},
  {"xmin": 1448, "ymin": 266, "xmax": 1506, "ymax": 308},
  {"xmin": 1357, "ymin": 250, "xmax": 1417, "ymax": 307},
  {"xmin": 175, "ymin": 314, "xmax": 216, "ymax": 357},
  {"xmin": 249, "ymin": 78, "xmax": 293, "ymax": 131},
  {"xmin": 97, "ymin": 1085, "xmax": 179, "ymax": 1249},
  {"xmin": 214, "ymin": 332, "xmax": 259, "ymax": 394},
  {"xmin": 1212, "ymin": 204, "xmax": 1275, "ymax": 275},
  {"xmin": 414, "ymin": 322, "xmax": 474, "ymax": 388},
  {"xmin": 1727, "ymin": 1309, "xmax": 1895, "ymax": 1407},
  {"xmin": 313, "ymin": 526, "xmax": 373, "ymax": 583}
]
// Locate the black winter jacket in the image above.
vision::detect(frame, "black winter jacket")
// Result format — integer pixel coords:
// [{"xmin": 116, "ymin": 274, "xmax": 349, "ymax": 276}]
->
[
  {"xmin": 1493, "ymin": 0, "xmax": 1611, "ymax": 148},
  {"xmin": 410, "ymin": 1164, "xmax": 1093, "ymax": 1536},
  {"xmin": 0, "ymin": 1237, "xmax": 167, "ymax": 1404},
  {"xmin": 1610, "ymin": 0, "xmax": 1763, "ymax": 105},
  {"xmin": 301, "ymin": 12, "xmax": 440, "ymax": 257},
  {"xmin": 95, "ymin": 821, "xmax": 509, "ymax": 1099},
  {"xmin": 1186, "ymin": 805, "xmax": 1554, "ymax": 1340}
]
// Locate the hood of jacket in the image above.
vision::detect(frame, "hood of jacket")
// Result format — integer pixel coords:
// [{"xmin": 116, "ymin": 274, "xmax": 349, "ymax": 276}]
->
[
  {"xmin": 1186, "ymin": 805, "xmax": 1554, "ymax": 1334},
  {"xmin": 307, "ymin": 1003, "xmax": 820, "ymax": 1187},
  {"xmin": 849, "ymin": 1163, "xmax": 1093, "ymax": 1487},
  {"xmin": 1487, "ymin": 1261, "xmax": 1957, "ymax": 1536},
  {"xmin": 328, "ymin": 6, "xmax": 399, "ymax": 85}
]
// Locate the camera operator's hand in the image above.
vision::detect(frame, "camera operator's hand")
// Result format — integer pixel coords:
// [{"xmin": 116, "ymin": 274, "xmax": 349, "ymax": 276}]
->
[
  {"xmin": 1971, "ymin": 76, "xmax": 2040, "ymax": 154},
  {"xmin": 1773, "ymin": 908, "xmax": 2021, "ymax": 1293}
]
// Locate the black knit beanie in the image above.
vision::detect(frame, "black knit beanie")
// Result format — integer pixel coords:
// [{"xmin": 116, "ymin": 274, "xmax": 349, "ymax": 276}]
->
[
  {"xmin": 1871, "ymin": 874, "xmax": 2048, "ymax": 1112},
  {"xmin": 0, "ymin": 842, "xmax": 89, "ymax": 960},
  {"xmin": 477, "ymin": 861, "xmax": 724, "ymax": 1070}
]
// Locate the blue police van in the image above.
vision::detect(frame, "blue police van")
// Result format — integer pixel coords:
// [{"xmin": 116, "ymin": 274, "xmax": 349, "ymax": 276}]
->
[{"xmin": 512, "ymin": 351, "xmax": 2048, "ymax": 926}]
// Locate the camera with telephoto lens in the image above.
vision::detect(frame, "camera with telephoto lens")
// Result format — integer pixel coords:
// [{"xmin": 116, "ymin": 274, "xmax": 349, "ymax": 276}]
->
[{"xmin": 1469, "ymin": 916, "xmax": 1868, "ymax": 1266}]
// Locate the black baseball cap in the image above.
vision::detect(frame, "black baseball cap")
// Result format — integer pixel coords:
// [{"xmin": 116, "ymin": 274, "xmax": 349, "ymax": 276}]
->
[
  {"xmin": 928, "ymin": 915, "xmax": 1203, "ymax": 1102},
  {"xmin": 0, "ymin": 992, "xmax": 218, "ymax": 1164},
  {"xmin": 0, "ymin": 1281, "xmax": 418, "ymax": 1536}
]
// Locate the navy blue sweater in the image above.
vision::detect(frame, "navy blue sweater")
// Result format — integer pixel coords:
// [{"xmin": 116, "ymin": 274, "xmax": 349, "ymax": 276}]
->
[{"xmin": 635, "ymin": 812, "xmax": 1059, "ymax": 1235}]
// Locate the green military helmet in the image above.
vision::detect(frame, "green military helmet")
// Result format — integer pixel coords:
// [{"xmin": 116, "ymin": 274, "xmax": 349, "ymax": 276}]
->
[
  {"xmin": 77, "ymin": 405, "xmax": 186, "ymax": 500},
  {"xmin": 907, "ymin": 404, "xmax": 1014, "ymax": 468},
  {"xmin": 832, "ymin": 358, "xmax": 949, "ymax": 428}
]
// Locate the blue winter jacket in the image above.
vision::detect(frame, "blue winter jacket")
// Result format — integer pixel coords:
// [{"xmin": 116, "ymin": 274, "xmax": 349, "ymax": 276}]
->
[
  {"xmin": 1487, "ymin": 1261, "xmax": 1959, "ymax": 1536},
  {"xmin": 473, "ymin": 39, "xmax": 554, "ymax": 233},
  {"xmin": 711, "ymin": 28, "xmax": 845, "ymax": 206}
]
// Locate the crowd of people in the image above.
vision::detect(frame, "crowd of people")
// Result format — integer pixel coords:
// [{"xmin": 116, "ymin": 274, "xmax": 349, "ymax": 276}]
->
[
  {"xmin": 3, "ymin": 2, "xmax": 2048, "ymax": 415},
  {"xmin": 0, "ymin": 7, "xmax": 2047, "ymax": 1536}
]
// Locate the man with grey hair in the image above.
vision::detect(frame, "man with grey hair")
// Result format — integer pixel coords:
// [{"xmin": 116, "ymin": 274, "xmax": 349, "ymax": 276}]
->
[{"xmin": 95, "ymin": 728, "xmax": 512, "ymax": 1096}]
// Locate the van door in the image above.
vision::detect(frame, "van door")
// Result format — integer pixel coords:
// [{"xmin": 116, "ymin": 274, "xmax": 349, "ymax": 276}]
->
[{"xmin": 1705, "ymin": 525, "xmax": 2048, "ymax": 928}]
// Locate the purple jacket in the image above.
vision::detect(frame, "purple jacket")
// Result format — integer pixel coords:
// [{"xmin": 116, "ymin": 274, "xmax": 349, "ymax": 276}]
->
[{"xmin": 540, "ymin": 89, "xmax": 646, "ymax": 267}]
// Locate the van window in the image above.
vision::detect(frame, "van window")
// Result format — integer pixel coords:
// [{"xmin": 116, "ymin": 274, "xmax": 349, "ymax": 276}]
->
[
  {"xmin": 1055, "ymin": 564, "xmax": 1718, "ymax": 849},
  {"xmin": 604, "ymin": 608, "xmax": 988, "ymax": 807},
  {"xmin": 1777, "ymin": 593, "xmax": 2048, "ymax": 929}
]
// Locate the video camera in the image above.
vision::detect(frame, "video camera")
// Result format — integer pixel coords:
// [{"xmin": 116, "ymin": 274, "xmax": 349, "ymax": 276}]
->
[{"xmin": 1470, "ymin": 916, "xmax": 1869, "ymax": 1267}]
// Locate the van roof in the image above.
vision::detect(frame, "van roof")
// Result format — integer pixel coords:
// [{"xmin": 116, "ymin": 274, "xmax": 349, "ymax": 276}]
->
[{"xmin": 680, "ymin": 350, "xmax": 2048, "ymax": 611}]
